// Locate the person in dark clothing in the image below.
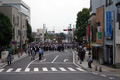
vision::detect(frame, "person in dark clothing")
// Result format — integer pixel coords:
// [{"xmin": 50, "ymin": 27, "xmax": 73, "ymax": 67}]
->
[
  {"xmin": 88, "ymin": 56, "xmax": 92, "ymax": 68},
  {"xmin": 7, "ymin": 53, "xmax": 12, "ymax": 65},
  {"xmin": 39, "ymin": 48, "xmax": 43, "ymax": 60}
]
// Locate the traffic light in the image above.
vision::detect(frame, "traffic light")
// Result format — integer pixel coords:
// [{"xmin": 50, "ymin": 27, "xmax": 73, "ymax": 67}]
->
[
  {"xmin": 68, "ymin": 29, "xmax": 72, "ymax": 31},
  {"xmin": 63, "ymin": 29, "xmax": 72, "ymax": 31},
  {"xmin": 63, "ymin": 29, "xmax": 67, "ymax": 31}
]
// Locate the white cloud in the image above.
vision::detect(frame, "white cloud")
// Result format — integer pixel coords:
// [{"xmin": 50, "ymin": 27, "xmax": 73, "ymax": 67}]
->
[{"xmin": 23, "ymin": 0, "xmax": 90, "ymax": 33}]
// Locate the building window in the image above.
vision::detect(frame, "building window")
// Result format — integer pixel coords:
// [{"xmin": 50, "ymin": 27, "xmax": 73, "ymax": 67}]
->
[
  {"xmin": 106, "ymin": 0, "xmax": 113, "ymax": 7},
  {"xmin": 17, "ymin": 17, "xmax": 19, "ymax": 26}
]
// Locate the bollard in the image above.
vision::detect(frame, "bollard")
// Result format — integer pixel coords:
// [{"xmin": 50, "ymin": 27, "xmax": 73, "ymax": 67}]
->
[
  {"xmin": 99, "ymin": 66, "xmax": 102, "ymax": 72},
  {"xmin": 95, "ymin": 65, "xmax": 97, "ymax": 71}
]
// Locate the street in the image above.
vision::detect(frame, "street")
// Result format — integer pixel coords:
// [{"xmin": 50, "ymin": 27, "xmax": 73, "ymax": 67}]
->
[{"xmin": 0, "ymin": 49, "xmax": 119, "ymax": 80}]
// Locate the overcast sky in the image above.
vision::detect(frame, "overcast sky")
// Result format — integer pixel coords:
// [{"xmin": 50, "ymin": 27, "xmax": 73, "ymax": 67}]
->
[{"xmin": 23, "ymin": 0, "xmax": 90, "ymax": 33}]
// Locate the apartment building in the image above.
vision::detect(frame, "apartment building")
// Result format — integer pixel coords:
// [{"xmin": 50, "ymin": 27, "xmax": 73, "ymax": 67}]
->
[
  {"xmin": 0, "ymin": 0, "xmax": 30, "ymax": 22},
  {"xmin": 0, "ymin": 0, "xmax": 30, "ymax": 46},
  {"xmin": 0, "ymin": 5, "xmax": 21, "ymax": 46}
]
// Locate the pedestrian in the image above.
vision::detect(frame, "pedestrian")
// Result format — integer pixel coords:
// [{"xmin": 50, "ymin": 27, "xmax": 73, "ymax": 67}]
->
[
  {"xmin": 7, "ymin": 53, "xmax": 12, "ymax": 66},
  {"xmin": 31, "ymin": 49, "xmax": 35, "ymax": 60},
  {"xmin": 39, "ymin": 48, "xmax": 43, "ymax": 60},
  {"xmin": 17, "ymin": 47, "xmax": 20, "ymax": 57},
  {"xmin": 88, "ymin": 56, "xmax": 93, "ymax": 68}
]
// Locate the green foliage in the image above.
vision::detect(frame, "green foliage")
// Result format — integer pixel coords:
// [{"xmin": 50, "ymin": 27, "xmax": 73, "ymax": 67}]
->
[
  {"xmin": 60, "ymin": 33, "xmax": 66, "ymax": 40},
  {"xmin": 0, "ymin": 12, "xmax": 12, "ymax": 46},
  {"xmin": 76, "ymin": 8, "xmax": 90, "ymax": 41},
  {"xmin": 11, "ymin": 47, "xmax": 17, "ymax": 55},
  {"xmin": 27, "ymin": 20, "xmax": 34, "ymax": 42}
]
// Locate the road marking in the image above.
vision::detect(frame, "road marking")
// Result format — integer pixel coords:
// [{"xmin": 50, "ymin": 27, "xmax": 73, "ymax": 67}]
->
[
  {"xmin": 15, "ymin": 68, "xmax": 22, "ymax": 72},
  {"xmin": 6, "ymin": 68, "xmax": 13, "ymax": 72},
  {"xmin": 100, "ymin": 74, "xmax": 107, "ymax": 77},
  {"xmin": 109, "ymin": 77, "xmax": 115, "ymax": 79},
  {"xmin": 92, "ymin": 72, "xmax": 98, "ymax": 75},
  {"xmin": 51, "ymin": 55, "xmax": 59, "ymax": 63},
  {"xmin": 40, "ymin": 58, "xmax": 46, "ymax": 62},
  {"xmin": 64, "ymin": 59, "xmax": 68, "ymax": 62},
  {"xmin": 25, "ymin": 68, "xmax": 30, "ymax": 72},
  {"xmin": 25, "ymin": 52, "xmax": 56, "ymax": 70},
  {"xmin": 76, "ymin": 68, "xmax": 85, "ymax": 72},
  {"xmin": 34, "ymin": 68, "xmax": 39, "ymax": 72},
  {"xmin": 51, "ymin": 67, "xmax": 57, "ymax": 71},
  {"xmin": 68, "ymin": 67, "xmax": 76, "ymax": 71},
  {"xmin": 59, "ymin": 67, "xmax": 67, "ymax": 71},
  {"xmin": 0, "ymin": 69, "xmax": 4, "ymax": 72},
  {"xmin": 42, "ymin": 67, "xmax": 48, "ymax": 71}
]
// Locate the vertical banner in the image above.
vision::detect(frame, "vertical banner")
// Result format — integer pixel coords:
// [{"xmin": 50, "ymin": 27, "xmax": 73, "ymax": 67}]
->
[
  {"xmin": 98, "ymin": 26, "xmax": 102, "ymax": 39},
  {"xmin": 87, "ymin": 26, "xmax": 90, "ymax": 36},
  {"xmin": 106, "ymin": 11, "xmax": 112, "ymax": 38}
]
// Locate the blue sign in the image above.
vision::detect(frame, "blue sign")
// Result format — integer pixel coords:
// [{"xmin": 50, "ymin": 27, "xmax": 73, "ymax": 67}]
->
[
  {"xmin": 106, "ymin": 11, "xmax": 112, "ymax": 37},
  {"xmin": 12, "ymin": 41, "xmax": 15, "ymax": 44}
]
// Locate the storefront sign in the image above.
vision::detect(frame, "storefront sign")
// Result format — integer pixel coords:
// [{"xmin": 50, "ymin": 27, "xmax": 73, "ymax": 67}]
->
[
  {"xmin": 98, "ymin": 26, "xmax": 102, "ymax": 39},
  {"xmin": 106, "ymin": 11, "xmax": 112, "ymax": 38}
]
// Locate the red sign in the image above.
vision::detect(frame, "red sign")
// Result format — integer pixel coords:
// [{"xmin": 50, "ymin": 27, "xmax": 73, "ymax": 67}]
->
[{"xmin": 87, "ymin": 26, "xmax": 90, "ymax": 36}]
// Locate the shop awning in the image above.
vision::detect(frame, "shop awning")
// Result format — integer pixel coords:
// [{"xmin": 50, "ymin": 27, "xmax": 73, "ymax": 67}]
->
[{"xmin": 92, "ymin": 44, "xmax": 103, "ymax": 47}]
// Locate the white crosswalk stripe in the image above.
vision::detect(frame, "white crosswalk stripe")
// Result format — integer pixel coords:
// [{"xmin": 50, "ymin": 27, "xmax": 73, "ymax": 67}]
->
[
  {"xmin": 76, "ymin": 68, "xmax": 85, "ymax": 72},
  {"xmin": 59, "ymin": 67, "xmax": 67, "ymax": 71},
  {"xmin": 68, "ymin": 67, "xmax": 76, "ymax": 71},
  {"xmin": 0, "ymin": 69, "xmax": 4, "ymax": 72},
  {"xmin": 6, "ymin": 68, "xmax": 13, "ymax": 72},
  {"xmin": 15, "ymin": 68, "xmax": 22, "ymax": 72},
  {"xmin": 51, "ymin": 67, "xmax": 57, "ymax": 71},
  {"xmin": 25, "ymin": 68, "xmax": 30, "ymax": 72},
  {"xmin": 42, "ymin": 67, "xmax": 48, "ymax": 71},
  {"xmin": 0, "ymin": 67, "xmax": 85, "ymax": 72},
  {"xmin": 34, "ymin": 68, "xmax": 39, "ymax": 72}
]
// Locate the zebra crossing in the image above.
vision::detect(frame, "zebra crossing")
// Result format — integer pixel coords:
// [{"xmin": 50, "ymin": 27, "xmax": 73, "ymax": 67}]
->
[{"xmin": 0, "ymin": 67, "xmax": 85, "ymax": 73}]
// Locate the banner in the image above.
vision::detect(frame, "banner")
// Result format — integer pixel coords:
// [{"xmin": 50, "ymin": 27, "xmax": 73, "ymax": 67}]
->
[{"xmin": 87, "ymin": 26, "xmax": 90, "ymax": 36}]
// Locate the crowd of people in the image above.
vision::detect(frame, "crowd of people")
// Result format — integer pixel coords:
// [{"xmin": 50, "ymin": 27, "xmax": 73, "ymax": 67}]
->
[{"xmin": 6, "ymin": 42, "xmax": 92, "ymax": 68}]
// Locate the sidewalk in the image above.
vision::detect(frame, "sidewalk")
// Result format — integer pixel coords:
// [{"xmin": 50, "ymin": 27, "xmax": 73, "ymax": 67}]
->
[
  {"xmin": 73, "ymin": 50, "xmax": 120, "ymax": 78},
  {"xmin": 0, "ymin": 52, "xmax": 27, "ymax": 68}
]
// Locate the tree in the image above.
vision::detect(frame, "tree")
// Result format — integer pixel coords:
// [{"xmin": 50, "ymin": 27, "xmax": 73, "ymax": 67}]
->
[
  {"xmin": 27, "ymin": 20, "xmax": 34, "ymax": 42},
  {"xmin": 60, "ymin": 33, "xmax": 66, "ymax": 40},
  {"xmin": 0, "ymin": 12, "xmax": 12, "ymax": 46},
  {"xmin": 76, "ymin": 8, "xmax": 90, "ymax": 42}
]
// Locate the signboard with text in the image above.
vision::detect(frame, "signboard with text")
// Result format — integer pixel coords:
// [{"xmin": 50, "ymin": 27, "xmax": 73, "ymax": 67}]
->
[
  {"xmin": 98, "ymin": 26, "xmax": 102, "ymax": 39},
  {"xmin": 106, "ymin": 11, "xmax": 112, "ymax": 38}
]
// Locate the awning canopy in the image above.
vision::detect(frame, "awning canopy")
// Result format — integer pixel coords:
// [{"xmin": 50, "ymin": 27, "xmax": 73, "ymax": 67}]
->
[{"xmin": 92, "ymin": 44, "xmax": 103, "ymax": 47}]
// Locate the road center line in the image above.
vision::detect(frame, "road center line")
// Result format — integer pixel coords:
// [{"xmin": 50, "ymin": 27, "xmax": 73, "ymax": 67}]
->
[{"xmin": 51, "ymin": 55, "xmax": 59, "ymax": 63}]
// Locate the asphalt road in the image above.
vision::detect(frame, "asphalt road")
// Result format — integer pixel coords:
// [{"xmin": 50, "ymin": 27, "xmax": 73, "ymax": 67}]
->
[{"xmin": 0, "ymin": 49, "xmax": 119, "ymax": 80}]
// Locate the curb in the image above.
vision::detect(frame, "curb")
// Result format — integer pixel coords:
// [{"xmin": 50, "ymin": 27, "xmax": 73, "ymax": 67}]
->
[{"xmin": 72, "ymin": 49, "xmax": 94, "ymax": 72}]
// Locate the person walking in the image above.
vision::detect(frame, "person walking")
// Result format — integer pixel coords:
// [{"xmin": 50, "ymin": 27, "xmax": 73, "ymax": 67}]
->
[
  {"xmin": 39, "ymin": 48, "xmax": 43, "ymax": 60},
  {"xmin": 88, "ymin": 56, "xmax": 92, "ymax": 68},
  {"xmin": 31, "ymin": 49, "xmax": 35, "ymax": 60},
  {"xmin": 7, "ymin": 53, "xmax": 12, "ymax": 66}
]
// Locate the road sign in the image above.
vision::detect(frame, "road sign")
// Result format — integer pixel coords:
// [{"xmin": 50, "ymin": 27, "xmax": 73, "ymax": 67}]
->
[{"xmin": 12, "ymin": 41, "xmax": 15, "ymax": 44}]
